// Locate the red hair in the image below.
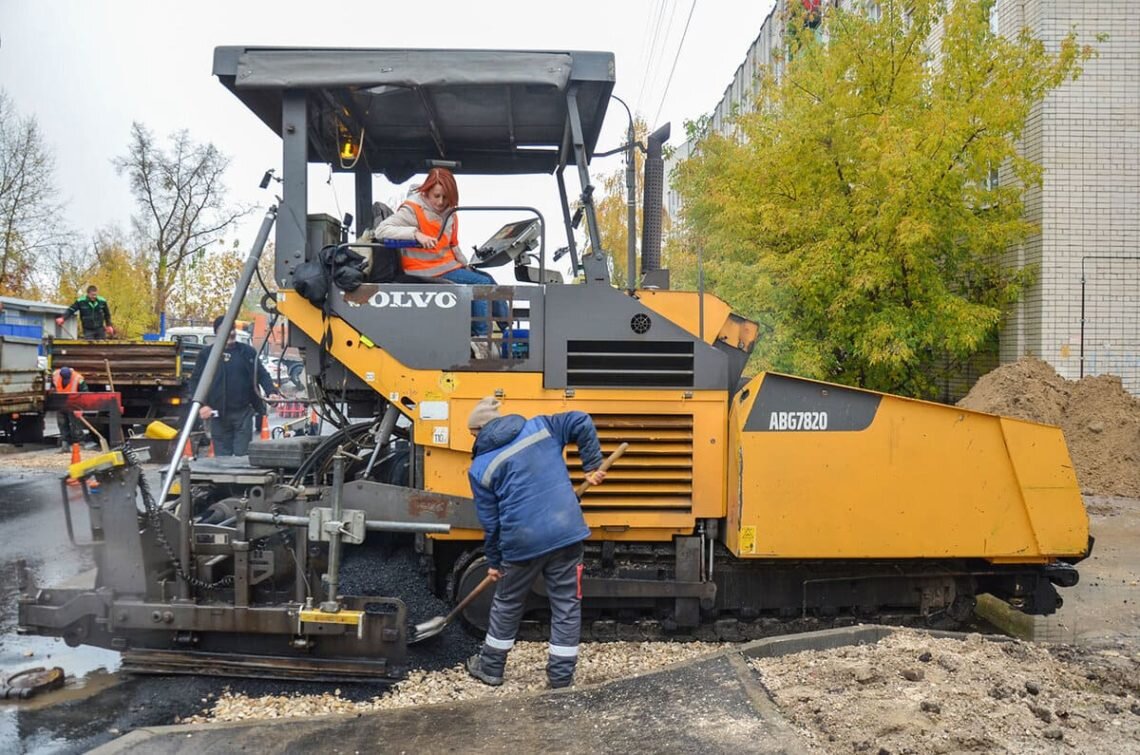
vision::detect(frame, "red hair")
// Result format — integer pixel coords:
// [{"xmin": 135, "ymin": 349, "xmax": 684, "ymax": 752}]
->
[{"xmin": 417, "ymin": 167, "xmax": 459, "ymax": 208}]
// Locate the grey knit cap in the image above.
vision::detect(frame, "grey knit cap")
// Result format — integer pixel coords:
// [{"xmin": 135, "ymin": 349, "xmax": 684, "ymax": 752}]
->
[{"xmin": 467, "ymin": 397, "xmax": 502, "ymax": 430}]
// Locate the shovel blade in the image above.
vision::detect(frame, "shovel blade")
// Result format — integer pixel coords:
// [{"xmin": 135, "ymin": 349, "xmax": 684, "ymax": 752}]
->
[{"xmin": 408, "ymin": 616, "xmax": 446, "ymax": 644}]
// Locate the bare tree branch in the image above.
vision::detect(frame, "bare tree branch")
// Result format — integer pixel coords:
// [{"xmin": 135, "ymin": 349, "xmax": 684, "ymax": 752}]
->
[
  {"xmin": 0, "ymin": 90, "xmax": 67, "ymax": 296},
  {"xmin": 114, "ymin": 124, "xmax": 253, "ymax": 316}
]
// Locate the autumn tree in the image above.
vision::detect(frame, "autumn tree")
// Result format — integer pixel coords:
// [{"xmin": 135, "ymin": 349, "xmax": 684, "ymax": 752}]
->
[
  {"xmin": 114, "ymin": 123, "xmax": 249, "ymax": 319},
  {"xmin": 0, "ymin": 90, "xmax": 65, "ymax": 297},
  {"xmin": 166, "ymin": 242, "xmax": 246, "ymax": 324},
  {"xmin": 672, "ymin": 0, "xmax": 1094, "ymax": 397}
]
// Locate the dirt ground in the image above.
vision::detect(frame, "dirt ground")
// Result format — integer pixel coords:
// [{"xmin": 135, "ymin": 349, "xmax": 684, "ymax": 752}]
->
[
  {"xmin": 751, "ymin": 630, "xmax": 1140, "ymax": 753},
  {"xmin": 744, "ymin": 491, "xmax": 1140, "ymax": 754}
]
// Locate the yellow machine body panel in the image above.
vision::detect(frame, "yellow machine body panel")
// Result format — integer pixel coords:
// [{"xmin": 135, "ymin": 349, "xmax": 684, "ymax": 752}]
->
[
  {"xmin": 280, "ymin": 291, "xmax": 729, "ymax": 541},
  {"xmin": 636, "ymin": 291, "xmax": 759, "ymax": 352},
  {"xmin": 726, "ymin": 372, "xmax": 1089, "ymax": 562}
]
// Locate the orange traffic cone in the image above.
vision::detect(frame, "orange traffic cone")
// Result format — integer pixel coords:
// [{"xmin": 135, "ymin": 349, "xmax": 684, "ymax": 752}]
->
[
  {"xmin": 183, "ymin": 438, "xmax": 194, "ymax": 460},
  {"xmin": 260, "ymin": 415, "xmax": 270, "ymax": 440},
  {"xmin": 208, "ymin": 441, "xmax": 215, "ymax": 458},
  {"xmin": 66, "ymin": 443, "xmax": 81, "ymax": 487}
]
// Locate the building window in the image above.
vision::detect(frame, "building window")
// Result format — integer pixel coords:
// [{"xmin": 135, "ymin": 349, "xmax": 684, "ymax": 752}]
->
[
  {"xmin": 989, "ymin": 3, "xmax": 999, "ymax": 35},
  {"xmin": 984, "ymin": 166, "xmax": 1000, "ymax": 192}
]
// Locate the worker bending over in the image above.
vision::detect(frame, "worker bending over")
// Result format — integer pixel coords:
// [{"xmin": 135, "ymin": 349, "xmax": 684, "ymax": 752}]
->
[
  {"xmin": 465, "ymin": 397, "xmax": 606, "ymax": 689},
  {"xmin": 50, "ymin": 366, "xmax": 87, "ymax": 451}
]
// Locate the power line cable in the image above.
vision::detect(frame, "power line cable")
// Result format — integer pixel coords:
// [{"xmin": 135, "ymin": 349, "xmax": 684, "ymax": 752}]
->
[
  {"xmin": 642, "ymin": 0, "xmax": 683, "ymax": 124},
  {"xmin": 638, "ymin": 0, "xmax": 670, "ymax": 115},
  {"xmin": 633, "ymin": 0, "xmax": 663, "ymax": 89},
  {"xmin": 636, "ymin": 0, "xmax": 673, "ymax": 115},
  {"xmin": 653, "ymin": 0, "xmax": 699, "ymax": 127}
]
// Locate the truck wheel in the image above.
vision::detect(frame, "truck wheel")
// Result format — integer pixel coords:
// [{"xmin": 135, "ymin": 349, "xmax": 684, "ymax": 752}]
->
[{"xmin": 12, "ymin": 414, "xmax": 45, "ymax": 445}]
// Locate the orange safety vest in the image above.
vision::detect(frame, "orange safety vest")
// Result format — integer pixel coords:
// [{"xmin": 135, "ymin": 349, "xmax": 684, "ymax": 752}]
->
[
  {"xmin": 398, "ymin": 201, "xmax": 463, "ymax": 277},
  {"xmin": 52, "ymin": 369, "xmax": 84, "ymax": 393}
]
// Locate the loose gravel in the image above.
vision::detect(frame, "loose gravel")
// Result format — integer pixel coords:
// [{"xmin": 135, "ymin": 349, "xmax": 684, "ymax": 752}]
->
[
  {"xmin": 189, "ymin": 543, "xmax": 728, "ymax": 725},
  {"xmin": 184, "ymin": 640, "xmax": 726, "ymax": 724},
  {"xmin": 749, "ymin": 629, "xmax": 1140, "ymax": 753}
]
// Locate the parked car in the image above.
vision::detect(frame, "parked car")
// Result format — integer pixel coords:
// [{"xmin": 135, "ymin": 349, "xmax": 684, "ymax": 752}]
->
[{"xmin": 261, "ymin": 355, "xmax": 305, "ymax": 389}]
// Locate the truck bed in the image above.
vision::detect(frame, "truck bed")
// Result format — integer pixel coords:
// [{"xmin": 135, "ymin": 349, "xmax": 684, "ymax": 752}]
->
[{"xmin": 48, "ymin": 339, "xmax": 182, "ymax": 388}]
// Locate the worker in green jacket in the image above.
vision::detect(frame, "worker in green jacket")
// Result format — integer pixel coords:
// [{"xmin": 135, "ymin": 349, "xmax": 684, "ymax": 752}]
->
[{"xmin": 56, "ymin": 285, "xmax": 114, "ymax": 339}]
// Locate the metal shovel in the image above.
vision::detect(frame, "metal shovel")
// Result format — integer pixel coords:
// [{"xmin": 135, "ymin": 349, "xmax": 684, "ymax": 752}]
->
[
  {"xmin": 410, "ymin": 441, "xmax": 628, "ymax": 644},
  {"xmin": 74, "ymin": 414, "xmax": 111, "ymax": 454},
  {"xmin": 409, "ymin": 572, "xmax": 496, "ymax": 644}
]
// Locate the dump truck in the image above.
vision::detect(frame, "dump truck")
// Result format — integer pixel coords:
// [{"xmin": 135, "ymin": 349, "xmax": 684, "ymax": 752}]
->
[
  {"xmin": 17, "ymin": 47, "xmax": 1090, "ymax": 681},
  {"xmin": 0, "ymin": 296, "xmax": 73, "ymax": 444},
  {"xmin": 0, "ymin": 335, "xmax": 46, "ymax": 444},
  {"xmin": 45, "ymin": 337, "xmax": 185, "ymax": 430}
]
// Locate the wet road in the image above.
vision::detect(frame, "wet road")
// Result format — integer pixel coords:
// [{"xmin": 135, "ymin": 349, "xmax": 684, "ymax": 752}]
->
[
  {"xmin": 0, "ymin": 461, "xmax": 392, "ymax": 754},
  {"xmin": 0, "ymin": 468, "xmax": 127, "ymax": 753}
]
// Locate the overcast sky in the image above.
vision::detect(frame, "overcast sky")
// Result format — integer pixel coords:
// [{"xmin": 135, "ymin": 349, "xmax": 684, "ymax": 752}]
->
[{"xmin": 1, "ymin": 0, "xmax": 775, "ymax": 282}]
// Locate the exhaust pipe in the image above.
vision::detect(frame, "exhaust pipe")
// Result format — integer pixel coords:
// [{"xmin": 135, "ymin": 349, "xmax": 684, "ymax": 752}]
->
[{"xmin": 639, "ymin": 122, "xmax": 671, "ymax": 286}]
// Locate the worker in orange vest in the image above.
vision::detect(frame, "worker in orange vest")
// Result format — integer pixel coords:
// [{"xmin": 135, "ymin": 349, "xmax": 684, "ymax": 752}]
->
[
  {"xmin": 50, "ymin": 366, "xmax": 87, "ymax": 452},
  {"xmin": 374, "ymin": 167, "xmax": 509, "ymax": 357}
]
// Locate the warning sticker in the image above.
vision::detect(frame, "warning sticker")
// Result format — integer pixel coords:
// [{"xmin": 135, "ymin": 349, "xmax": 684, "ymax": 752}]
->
[{"xmin": 739, "ymin": 526, "xmax": 757, "ymax": 555}]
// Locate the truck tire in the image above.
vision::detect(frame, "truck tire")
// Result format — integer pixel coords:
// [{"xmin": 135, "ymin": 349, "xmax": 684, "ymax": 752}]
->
[{"xmin": 11, "ymin": 414, "xmax": 45, "ymax": 446}]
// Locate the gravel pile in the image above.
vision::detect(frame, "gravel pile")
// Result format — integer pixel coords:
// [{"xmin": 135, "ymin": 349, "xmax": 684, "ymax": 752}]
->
[
  {"xmin": 750, "ymin": 629, "xmax": 1140, "ymax": 753},
  {"xmin": 184, "ymin": 640, "xmax": 726, "ymax": 724}
]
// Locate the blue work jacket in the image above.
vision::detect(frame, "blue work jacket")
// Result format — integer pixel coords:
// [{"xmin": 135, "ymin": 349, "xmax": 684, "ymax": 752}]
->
[{"xmin": 468, "ymin": 412, "xmax": 603, "ymax": 568}]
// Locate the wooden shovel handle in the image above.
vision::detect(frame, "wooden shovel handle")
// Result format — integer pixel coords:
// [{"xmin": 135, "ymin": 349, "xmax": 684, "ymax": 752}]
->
[
  {"xmin": 576, "ymin": 441, "xmax": 628, "ymax": 497},
  {"xmin": 444, "ymin": 573, "xmax": 496, "ymax": 625},
  {"xmin": 74, "ymin": 413, "xmax": 109, "ymax": 453}
]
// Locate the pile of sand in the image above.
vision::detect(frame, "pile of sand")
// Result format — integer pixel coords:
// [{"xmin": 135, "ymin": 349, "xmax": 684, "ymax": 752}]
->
[{"xmin": 958, "ymin": 357, "xmax": 1140, "ymax": 497}]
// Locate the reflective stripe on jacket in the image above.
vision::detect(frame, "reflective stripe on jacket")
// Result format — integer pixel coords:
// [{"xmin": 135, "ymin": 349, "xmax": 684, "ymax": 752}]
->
[
  {"xmin": 398, "ymin": 201, "xmax": 463, "ymax": 277},
  {"xmin": 52, "ymin": 369, "xmax": 84, "ymax": 392},
  {"xmin": 468, "ymin": 412, "xmax": 603, "ymax": 568}
]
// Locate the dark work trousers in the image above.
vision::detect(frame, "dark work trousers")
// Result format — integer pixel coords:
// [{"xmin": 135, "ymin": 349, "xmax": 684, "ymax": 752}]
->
[
  {"xmin": 208, "ymin": 406, "xmax": 255, "ymax": 456},
  {"xmin": 80, "ymin": 327, "xmax": 106, "ymax": 339},
  {"xmin": 56, "ymin": 411, "xmax": 84, "ymax": 446},
  {"xmin": 479, "ymin": 541, "xmax": 584, "ymax": 686}
]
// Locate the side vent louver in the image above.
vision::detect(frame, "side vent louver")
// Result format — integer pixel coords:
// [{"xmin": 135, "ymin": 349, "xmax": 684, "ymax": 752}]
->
[
  {"xmin": 566, "ymin": 340, "xmax": 694, "ymax": 387},
  {"xmin": 567, "ymin": 414, "xmax": 693, "ymax": 512}
]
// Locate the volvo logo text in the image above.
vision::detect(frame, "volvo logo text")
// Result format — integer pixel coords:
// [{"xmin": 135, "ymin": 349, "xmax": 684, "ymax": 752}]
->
[{"xmin": 368, "ymin": 290, "xmax": 459, "ymax": 309}]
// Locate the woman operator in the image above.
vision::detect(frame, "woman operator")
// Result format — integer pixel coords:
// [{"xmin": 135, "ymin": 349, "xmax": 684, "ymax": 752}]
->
[{"xmin": 375, "ymin": 167, "xmax": 509, "ymax": 355}]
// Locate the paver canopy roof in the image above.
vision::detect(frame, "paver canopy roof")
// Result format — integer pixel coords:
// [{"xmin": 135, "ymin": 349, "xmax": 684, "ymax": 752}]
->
[{"xmin": 214, "ymin": 47, "xmax": 615, "ymax": 183}]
